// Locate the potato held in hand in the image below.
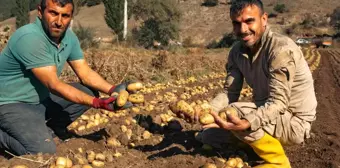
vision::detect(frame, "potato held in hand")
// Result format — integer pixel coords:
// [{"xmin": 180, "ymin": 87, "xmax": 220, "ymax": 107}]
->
[
  {"xmin": 218, "ymin": 107, "xmax": 238, "ymax": 121},
  {"xmin": 116, "ymin": 90, "xmax": 129, "ymax": 107},
  {"xmin": 199, "ymin": 113, "xmax": 215, "ymax": 125},
  {"xmin": 170, "ymin": 100, "xmax": 195, "ymax": 120},
  {"xmin": 128, "ymin": 94, "xmax": 144, "ymax": 104}
]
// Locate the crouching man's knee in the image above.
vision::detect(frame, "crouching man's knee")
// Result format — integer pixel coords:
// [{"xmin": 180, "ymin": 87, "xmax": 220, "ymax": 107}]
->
[
  {"xmin": 285, "ymin": 133, "xmax": 305, "ymax": 145},
  {"xmin": 25, "ymin": 138, "xmax": 57, "ymax": 155}
]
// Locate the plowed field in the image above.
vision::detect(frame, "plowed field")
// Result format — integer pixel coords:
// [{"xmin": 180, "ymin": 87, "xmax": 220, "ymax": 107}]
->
[{"xmin": 1, "ymin": 48, "xmax": 340, "ymax": 168}]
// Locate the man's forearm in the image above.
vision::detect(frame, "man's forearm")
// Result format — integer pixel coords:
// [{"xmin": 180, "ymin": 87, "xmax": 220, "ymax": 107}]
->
[
  {"xmin": 79, "ymin": 69, "xmax": 113, "ymax": 95},
  {"xmin": 50, "ymin": 81, "xmax": 94, "ymax": 106}
]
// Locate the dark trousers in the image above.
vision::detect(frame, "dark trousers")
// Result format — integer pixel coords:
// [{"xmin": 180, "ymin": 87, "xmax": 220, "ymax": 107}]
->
[{"xmin": 0, "ymin": 83, "xmax": 98, "ymax": 155}]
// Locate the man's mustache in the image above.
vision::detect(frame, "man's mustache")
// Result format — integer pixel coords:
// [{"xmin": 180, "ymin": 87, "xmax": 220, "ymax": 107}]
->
[{"xmin": 237, "ymin": 33, "xmax": 253, "ymax": 38}]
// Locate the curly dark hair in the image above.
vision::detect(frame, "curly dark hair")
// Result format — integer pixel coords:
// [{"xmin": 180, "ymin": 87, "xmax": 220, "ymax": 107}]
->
[{"xmin": 230, "ymin": 0, "xmax": 264, "ymax": 15}]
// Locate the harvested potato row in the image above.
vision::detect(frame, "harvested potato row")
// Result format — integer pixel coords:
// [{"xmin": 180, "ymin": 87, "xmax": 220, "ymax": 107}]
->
[
  {"xmin": 171, "ymin": 100, "xmax": 239, "ymax": 125},
  {"xmin": 49, "ymin": 157, "xmax": 73, "ymax": 168},
  {"xmin": 223, "ymin": 157, "xmax": 249, "ymax": 168},
  {"xmin": 128, "ymin": 94, "xmax": 145, "ymax": 104}
]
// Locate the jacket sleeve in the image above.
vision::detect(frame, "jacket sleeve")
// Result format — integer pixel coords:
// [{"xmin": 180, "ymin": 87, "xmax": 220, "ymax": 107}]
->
[
  {"xmin": 242, "ymin": 49, "xmax": 296, "ymax": 131},
  {"xmin": 210, "ymin": 51, "xmax": 244, "ymax": 112}
]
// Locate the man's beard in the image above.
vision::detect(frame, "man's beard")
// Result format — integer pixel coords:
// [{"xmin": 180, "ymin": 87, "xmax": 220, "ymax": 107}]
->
[{"xmin": 40, "ymin": 17, "xmax": 69, "ymax": 43}]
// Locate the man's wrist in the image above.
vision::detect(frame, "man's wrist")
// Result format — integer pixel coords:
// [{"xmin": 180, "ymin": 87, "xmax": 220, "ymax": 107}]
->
[
  {"xmin": 92, "ymin": 97, "xmax": 100, "ymax": 108},
  {"xmin": 242, "ymin": 112, "xmax": 261, "ymax": 131},
  {"xmin": 108, "ymin": 85, "xmax": 116, "ymax": 95}
]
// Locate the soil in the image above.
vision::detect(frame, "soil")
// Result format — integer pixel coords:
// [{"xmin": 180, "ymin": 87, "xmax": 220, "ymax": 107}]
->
[{"xmin": 1, "ymin": 48, "xmax": 340, "ymax": 168}]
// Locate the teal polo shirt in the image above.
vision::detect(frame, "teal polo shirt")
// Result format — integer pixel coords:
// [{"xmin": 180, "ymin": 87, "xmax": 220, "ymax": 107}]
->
[{"xmin": 0, "ymin": 17, "xmax": 84, "ymax": 105}]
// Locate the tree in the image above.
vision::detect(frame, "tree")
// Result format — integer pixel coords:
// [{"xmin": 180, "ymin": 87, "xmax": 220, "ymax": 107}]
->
[
  {"xmin": 86, "ymin": 0, "xmax": 101, "ymax": 7},
  {"xmin": 14, "ymin": 0, "xmax": 30, "ymax": 29},
  {"xmin": 331, "ymin": 7, "xmax": 340, "ymax": 33},
  {"xmin": 274, "ymin": 3, "xmax": 286, "ymax": 13},
  {"xmin": 132, "ymin": 0, "xmax": 181, "ymax": 48},
  {"xmin": 29, "ymin": 0, "xmax": 40, "ymax": 11},
  {"xmin": 102, "ymin": 0, "xmax": 124, "ymax": 40}
]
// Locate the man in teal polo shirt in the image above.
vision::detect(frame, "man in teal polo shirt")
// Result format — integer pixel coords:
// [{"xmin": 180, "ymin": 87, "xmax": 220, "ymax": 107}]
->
[{"xmin": 0, "ymin": 0, "xmax": 132, "ymax": 155}]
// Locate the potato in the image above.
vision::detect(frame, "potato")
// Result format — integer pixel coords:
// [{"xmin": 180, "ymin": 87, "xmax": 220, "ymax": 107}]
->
[
  {"xmin": 121, "ymin": 125, "xmax": 128, "ymax": 133},
  {"xmin": 91, "ymin": 160, "xmax": 105, "ymax": 167},
  {"xmin": 56, "ymin": 157, "xmax": 73, "ymax": 168},
  {"xmin": 128, "ymin": 94, "xmax": 145, "ymax": 104},
  {"xmin": 236, "ymin": 162, "xmax": 244, "ymax": 168},
  {"xmin": 11, "ymin": 165, "xmax": 28, "ymax": 168},
  {"xmin": 131, "ymin": 107, "xmax": 140, "ymax": 113},
  {"xmin": 95, "ymin": 153, "xmax": 106, "ymax": 161},
  {"xmin": 68, "ymin": 121, "xmax": 79, "ymax": 129},
  {"xmin": 226, "ymin": 158, "xmax": 237, "ymax": 167},
  {"xmin": 82, "ymin": 165, "xmax": 93, "ymax": 168},
  {"xmin": 106, "ymin": 137, "xmax": 121, "ymax": 147},
  {"xmin": 71, "ymin": 165, "xmax": 82, "ymax": 168},
  {"xmin": 87, "ymin": 151, "xmax": 96, "ymax": 163},
  {"xmin": 116, "ymin": 90, "xmax": 129, "ymax": 107},
  {"xmin": 113, "ymin": 152, "xmax": 122, "ymax": 157},
  {"xmin": 66, "ymin": 158, "xmax": 73, "ymax": 168},
  {"xmin": 127, "ymin": 82, "xmax": 143, "ymax": 92},
  {"xmin": 143, "ymin": 130, "xmax": 152, "ymax": 139},
  {"xmin": 199, "ymin": 113, "xmax": 215, "ymax": 125},
  {"xmin": 126, "ymin": 129, "xmax": 133, "ymax": 140},
  {"xmin": 74, "ymin": 154, "xmax": 87, "ymax": 165},
  {"xmin": 200, "ymin": 103, "xmax": 212, "ymax": 113},
  {"xmin": 170, "ymin": 100, "xmax": 194, "ymax": 118},
  {"xmin": 80, "ymin": 115, "xmax": 90, "ymax": 120},
  {"xmin": 219, "ymin": 107, "xmax": 238, "ymax": 121},
  {"xmin": 201, "ymin": 163, "xmax": 217, "ymax": 168}
]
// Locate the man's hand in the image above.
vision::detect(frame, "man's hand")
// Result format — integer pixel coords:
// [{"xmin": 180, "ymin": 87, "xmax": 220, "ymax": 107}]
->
[
  {"xmin": 108, "ymin": 81, "xmax": 141, "ymax": 96},
  {"xmin": 92, "ymin": 97, "xmax": 116, "ymax": 111},
  {"xmin": 92, "ymin": 96, "xmax": 133, "ymax": 111},
  {"xmin": 203, "ymin": 111, "xmax": 251, "ymax": 131}
]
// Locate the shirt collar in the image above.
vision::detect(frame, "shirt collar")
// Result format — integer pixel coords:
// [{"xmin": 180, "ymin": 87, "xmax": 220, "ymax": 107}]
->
[
  {"xmin": 34, "ymin": 17, "xmax": 69, "ymax": 48},
  {"xmin": 240, "ymin": 26, "xmax": 271, "ymax": 62}
]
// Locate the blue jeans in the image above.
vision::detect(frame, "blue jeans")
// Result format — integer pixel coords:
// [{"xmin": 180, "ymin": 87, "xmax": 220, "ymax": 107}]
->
[{"xmin": 0, "ymin": 83, "xmax": 99, "ymax": 155}]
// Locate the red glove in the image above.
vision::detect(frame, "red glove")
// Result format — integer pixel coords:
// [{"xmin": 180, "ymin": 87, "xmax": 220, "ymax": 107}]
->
[{"xmin": 92, "ymin": 97, "xmax": 116, "ymax": 111}]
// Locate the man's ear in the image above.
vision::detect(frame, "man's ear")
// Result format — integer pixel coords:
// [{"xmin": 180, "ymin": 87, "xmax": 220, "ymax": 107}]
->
[
  {"xmin": 38, "ymin": 6, "xmax": 43, "ymax": 19},
  {"xmin": 262, "ymin": 12, "xmax": 268, "ymax": 27}
]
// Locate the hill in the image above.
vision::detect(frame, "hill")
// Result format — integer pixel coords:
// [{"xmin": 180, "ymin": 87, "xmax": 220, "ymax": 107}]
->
[{"xmin": 0, "ymin": 0, "xmax": 339, "ymax": 46}]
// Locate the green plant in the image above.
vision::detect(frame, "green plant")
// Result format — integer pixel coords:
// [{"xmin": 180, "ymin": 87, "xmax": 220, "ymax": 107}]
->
[
  {"xmin": 132, "ymin": 0, "xmax": 181, "ymax": 48},
  {"xmin": 206, "ymin": 33, "xmax": 238, "ymax": 49},
  {"xmin": 73, "ymin": 23, "xmax": 99, "ymax": 49},
  {"xmin": 274, "ymin": 3, "xmax": 286, "ymax": 13},
  {"xmin": 202, "ymin": 0, "xmax": 218, "ymax": 7},
  {"xmin": 331, "ymin": 7, "xmax": 340, "ymax": 33},
  {"xmin": 86, "ymin": 0, "xmax": 101, "ymax": 7},
  {"xmin": 14, "ymin": 0, "xmax": 30, "ymax": 29},
  {"xmin": 102, "ymin": 0, "xmax": 124, "ymax": 40}
]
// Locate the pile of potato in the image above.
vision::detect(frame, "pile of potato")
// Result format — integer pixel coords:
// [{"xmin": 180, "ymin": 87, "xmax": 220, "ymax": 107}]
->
[
  {"xmin": 239, "ymin": 86, "xmax": 253, "ymax": 99},
  {"xmin": 67, "ymin": 82, "xmax": 145, "ymax": 134},
  {"xmin": 170, "ymin": 100, "xmax": 238, "ymax": 125},
  {"xmin": 201, "ymin": 157, "xmax": 250, "ymax": 168},
  {"xmin": 49, "ymin": 149, "xmax": 121, "ymax": 168}
]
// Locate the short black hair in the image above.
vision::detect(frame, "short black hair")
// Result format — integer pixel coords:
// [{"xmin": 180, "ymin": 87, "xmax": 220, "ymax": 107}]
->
[
  {"xmin": 40, "ymin": 0, "xmax": 74, "ymax": 13},
  {"xmin": 230, "ymin": 0, "xmax": 264, "ymax": 15}
]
